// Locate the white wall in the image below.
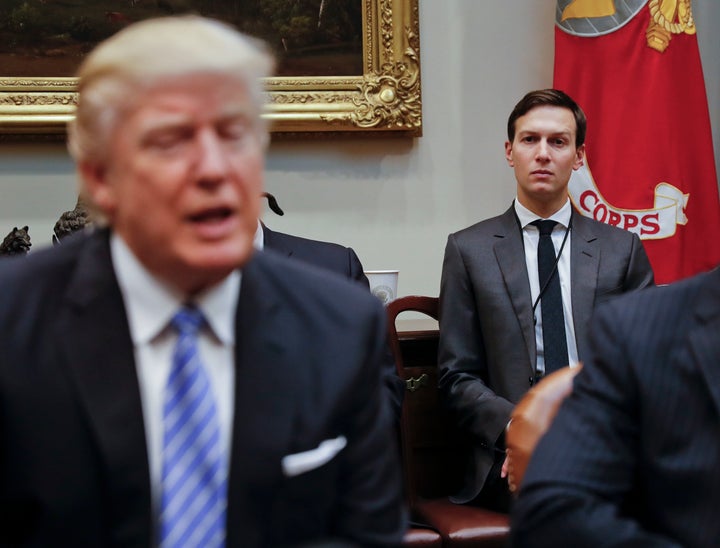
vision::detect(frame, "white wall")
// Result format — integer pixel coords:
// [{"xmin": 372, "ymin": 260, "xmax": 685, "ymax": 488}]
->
[{"xmin": 1, "ymin": 0, "xmax": 718, "ymax": 299}]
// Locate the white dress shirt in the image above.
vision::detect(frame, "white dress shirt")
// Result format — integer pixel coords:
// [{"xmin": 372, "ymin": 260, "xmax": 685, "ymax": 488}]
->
[
  {"xmin": 254, "ymin": 219, "xmax": 265, "ymax": 250},
  {"xmin": 514, "ymin": 199, "xmax": 579, "ymax": 373},
  {"xmin": 110, "ymin": 234, "xmax": 238, "ymax": 519}
]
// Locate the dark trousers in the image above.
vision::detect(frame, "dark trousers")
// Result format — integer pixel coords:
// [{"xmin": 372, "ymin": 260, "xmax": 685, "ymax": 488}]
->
[{"xmin": 470, "ymin": 451, "xmax": 512, "ymax": 514}]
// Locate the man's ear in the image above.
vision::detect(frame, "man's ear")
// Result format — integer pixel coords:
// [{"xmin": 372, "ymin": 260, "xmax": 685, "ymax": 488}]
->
[
  {"xmin": 573, "ymin": 145, "xmax": 586, "ymax": 170},
  {"xmin": 505, "ymin": 141, "xmax": 514, "ymax": 167},
  {"xmin": 78, "ymin": 162, "xmax": 116, "ymax": 215}
]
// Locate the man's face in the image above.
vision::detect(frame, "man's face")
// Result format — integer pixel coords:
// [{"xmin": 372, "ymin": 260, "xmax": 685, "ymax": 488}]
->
[
  {"xmin": 505, "ymin": 105, "xmax": 585, "ymax": 216},
  {"xmin": 82, "ymin": 74, "xmax": 264, "ymax": 295}
]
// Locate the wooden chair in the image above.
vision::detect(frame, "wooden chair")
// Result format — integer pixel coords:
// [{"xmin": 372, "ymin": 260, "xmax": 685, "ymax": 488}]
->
[
  {"xmin": 388, "ymin": 296, "xmax": 510, "ymax": 547},
  {"xmin": 505, "ymin": 365, "xmax": 581, "ymax": 494}
]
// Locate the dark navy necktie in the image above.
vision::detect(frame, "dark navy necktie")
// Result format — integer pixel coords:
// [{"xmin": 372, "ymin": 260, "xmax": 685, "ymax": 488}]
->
[
  {"xmin": 160, "ymin": 306, "xmax": 227, "ymax": 548},
  {"xmin": 532, "ymin": 220, "xmax": 569, "ymax": 375}
]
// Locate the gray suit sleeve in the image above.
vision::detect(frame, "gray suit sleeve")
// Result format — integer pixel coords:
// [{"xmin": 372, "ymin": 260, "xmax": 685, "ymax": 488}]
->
[
  {"xmin": 623, "ymin": 232, "xmax": 655, "ymax": 291},
  {"xmin": 438, "ymin": 234, "xmax": 514, "ymax": 448}
]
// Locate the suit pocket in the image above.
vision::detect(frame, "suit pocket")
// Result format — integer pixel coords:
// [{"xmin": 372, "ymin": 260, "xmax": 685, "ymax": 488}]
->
[
  {"xmin": 595, "ymin": 284, "xmax": 625, "ymax": 305},
  {"xmin": 281, "ymin": 435, "xmax": 347, "ymax": 477},
  {"xmin": 271, "ymin": 439, "xmax": 346, "ymax": 544}
]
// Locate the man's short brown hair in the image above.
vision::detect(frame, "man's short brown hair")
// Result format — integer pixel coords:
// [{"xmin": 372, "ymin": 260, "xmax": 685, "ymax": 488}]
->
[{"xmin": 507, "ymin": 89, "xmax": 586, "ymax": 148}]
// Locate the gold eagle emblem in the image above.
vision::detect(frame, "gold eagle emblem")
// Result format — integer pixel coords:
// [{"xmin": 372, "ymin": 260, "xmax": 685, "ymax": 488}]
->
[{"xmin": 647, "ymin": 0, "xmax": 696, "ymax": 52}]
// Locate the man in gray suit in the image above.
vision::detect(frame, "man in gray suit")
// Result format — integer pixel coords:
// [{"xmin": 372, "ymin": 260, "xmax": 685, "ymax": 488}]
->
[
  {"xmin": 512, "ymin": 265, "xmax": 720, "ymax": 547},
  {"xmin": 438, "ymin": 89, "xmax": 654, "ymax": 512}
]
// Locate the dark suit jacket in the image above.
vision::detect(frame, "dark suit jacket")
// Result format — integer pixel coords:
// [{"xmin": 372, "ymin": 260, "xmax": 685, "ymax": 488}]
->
[
  {"xmin": 0, "ymin": 230, "xmax": 405, "ymax": 547},
  {"xmin": 438, "ymin": 205, "xmax": 654, "ymax": 502},
  {"xmin": 263, "ymin": 224, "xmax": 404, "ymax": 418},
  {"xmin": 512, "ymin": 266, "xmax": 720, "ymax": 548},
  {"xmin": 262, "ymin": 225, "xmax": 369, "ymax": 288}
]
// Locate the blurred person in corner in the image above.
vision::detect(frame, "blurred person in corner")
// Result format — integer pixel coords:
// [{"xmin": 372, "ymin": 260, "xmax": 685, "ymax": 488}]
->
[{"xmin": 512, "ymin": 265, "xmax": 720, "ymax": 547}]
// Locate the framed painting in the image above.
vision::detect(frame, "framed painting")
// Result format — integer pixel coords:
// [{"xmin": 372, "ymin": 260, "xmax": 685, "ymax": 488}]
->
[{"xmin": 0, "ymin": 0, "xmax": 421, "ymax": 138}]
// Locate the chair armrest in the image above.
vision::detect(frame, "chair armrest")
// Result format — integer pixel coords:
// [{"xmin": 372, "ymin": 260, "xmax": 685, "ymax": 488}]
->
[{"xmin": 505, "ymin": 365, "xmax": 582, "ymax": 494}]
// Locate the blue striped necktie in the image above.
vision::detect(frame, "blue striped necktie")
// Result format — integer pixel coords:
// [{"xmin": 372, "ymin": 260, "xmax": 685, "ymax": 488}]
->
[{"xmin": 160, "ymin": 306, "xmax": 227, "ymax": 548}]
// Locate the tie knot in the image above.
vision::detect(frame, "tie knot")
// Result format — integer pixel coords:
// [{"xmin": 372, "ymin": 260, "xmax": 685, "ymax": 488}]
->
[
  {"xmin": 171, "ymin": 306, "xmax": 204, "ymax": 336},
  {"xmin": 532, "ymin": 219, "xmax": 557, "ymax": 236}
]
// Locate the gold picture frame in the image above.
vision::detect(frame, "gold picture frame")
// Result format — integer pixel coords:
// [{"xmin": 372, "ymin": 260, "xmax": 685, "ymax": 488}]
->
[{"xmin": 0, "ymin": 0, "xmax": 421, "ymax": 138}]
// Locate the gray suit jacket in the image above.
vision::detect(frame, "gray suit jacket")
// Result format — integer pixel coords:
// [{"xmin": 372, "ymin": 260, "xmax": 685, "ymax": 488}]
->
[
  {"xmin": 512, "ymin": 266, "xmax": 720, "ymax": 548},
  {"xmin": 438, "ymin": 205, "xmax": 654, "ymax": 502},
  {"xmin": 0, "ymin": 230, "xmax": 405, "ymax": 547}
]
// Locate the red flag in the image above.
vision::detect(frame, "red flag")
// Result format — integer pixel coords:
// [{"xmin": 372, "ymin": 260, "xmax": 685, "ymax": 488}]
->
[{"xmin": 554, "ymin": 0, "xmax": 720, "ymax": 284}]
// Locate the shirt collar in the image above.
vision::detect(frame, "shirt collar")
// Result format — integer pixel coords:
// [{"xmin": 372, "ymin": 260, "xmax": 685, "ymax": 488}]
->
[
  {"xmin": 514, "ymin": 198, "xmax": 572, "ymax": 230},
  {"xmin": 254, "ymin": 220, "xmax": 264, "ymax": 250},
  {"xmin": 110, "ymin": 233, "xmax": 240, "ymax": 346}
]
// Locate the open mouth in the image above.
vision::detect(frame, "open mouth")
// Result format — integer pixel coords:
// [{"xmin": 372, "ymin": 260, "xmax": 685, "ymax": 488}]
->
[
  {"xmin": 189, "ymin": 207, "xmax": 234, "ymax": 224},
  {"xmin": 186, "ymin": 206, "xmax": 239, "ymax": 239}
]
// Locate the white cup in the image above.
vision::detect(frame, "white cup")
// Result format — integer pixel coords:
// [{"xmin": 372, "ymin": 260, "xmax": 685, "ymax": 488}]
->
[{"xmin": 364, "ymin": 270, "xmax": 399, "ymax": 305}]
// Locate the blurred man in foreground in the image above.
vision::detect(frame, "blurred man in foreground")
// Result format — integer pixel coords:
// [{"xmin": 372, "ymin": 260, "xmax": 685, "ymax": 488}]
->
[{"xmin": 0, "ymin": 16, "xmax": 405, "ymax": 547}]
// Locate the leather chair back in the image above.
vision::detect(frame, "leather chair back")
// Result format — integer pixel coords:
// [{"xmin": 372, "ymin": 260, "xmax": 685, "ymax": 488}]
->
[
  {"xmin": 387, "ymin": 296, "xmax": 510, "ymax": 547},
  {"xmin": 386, "ymin": 296, "xmax": 468, "ymax": 501}
]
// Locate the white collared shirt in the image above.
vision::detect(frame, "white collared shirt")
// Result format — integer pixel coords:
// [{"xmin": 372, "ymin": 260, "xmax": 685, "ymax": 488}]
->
[
  {"xmin": 110, "ymin": 234, "xmax": 238, "ymax": 518},
  {"xmin": 514, "ymin": 198, "xmax": 579, "ymax": 373},
  {"xmin": 254, "ymin": 219, "xmax": 265, "ymax": 250}
]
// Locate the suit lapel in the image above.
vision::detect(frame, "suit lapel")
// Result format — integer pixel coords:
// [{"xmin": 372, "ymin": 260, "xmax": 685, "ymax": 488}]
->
[
  {"xmin": 56, "ymin": 231, "xmax": 152, "ymax": 545},
  {"xmin": 493, "ymin": 208, "xmax": 536, "ymax": 373},
  {"xmin": 226, "ymin": 252, "xmax": 302, "ymax": 546},
  {"xmin": 570, "ymin": 214, "xmax": 600, "ymax": 356},
  {"xmin": 689, "ymin": 269, "xmax": 720, "ymax": 415}
]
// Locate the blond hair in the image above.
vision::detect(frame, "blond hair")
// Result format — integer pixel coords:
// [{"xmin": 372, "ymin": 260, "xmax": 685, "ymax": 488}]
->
[{"xmin": 67, "ymin": 16, "xmax": 274, "ymax": 220}]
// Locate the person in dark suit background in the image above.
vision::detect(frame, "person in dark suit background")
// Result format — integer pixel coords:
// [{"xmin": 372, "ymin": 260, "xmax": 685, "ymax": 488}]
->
[
  {"xmin": 258, "ymin": 191, "xmax": 369, "ymax": 288},
  {"xmin": 438, "ymin": 89, "xmax": 654, "ymax": 512},
  {"xmin": 512, "ymin": 265, "xmax": 720, "ymax": 547},
  {"xmin": 0, "ymin": 15, "xmax": 405, "ymax": 547},
  {"xmin": 261, "ymin": 221, "xmax": 369, "ymax": 288}
]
